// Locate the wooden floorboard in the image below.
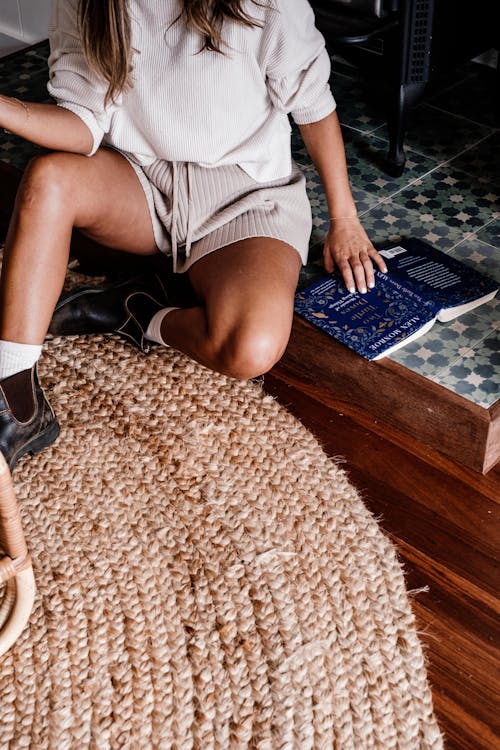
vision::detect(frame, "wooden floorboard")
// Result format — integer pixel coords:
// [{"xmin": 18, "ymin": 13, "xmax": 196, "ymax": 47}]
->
[
  {"xmin": 264, "ymin": 372, "xmax": 500, "ymax": 750},
  {"xmin": 280, "ymin": 316, "xmax": 499, "ymax": 473}
]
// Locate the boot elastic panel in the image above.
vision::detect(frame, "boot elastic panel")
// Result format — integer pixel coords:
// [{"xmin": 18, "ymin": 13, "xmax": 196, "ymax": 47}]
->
[{"xmin": 0, "ymin": 368, "xmax": 37, "ymax": 423}]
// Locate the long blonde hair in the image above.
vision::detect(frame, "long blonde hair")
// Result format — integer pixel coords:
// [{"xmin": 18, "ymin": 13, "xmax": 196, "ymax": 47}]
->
[{"xmin": 78, "ymin": 0, "xmax": 261, "ymax": 104}]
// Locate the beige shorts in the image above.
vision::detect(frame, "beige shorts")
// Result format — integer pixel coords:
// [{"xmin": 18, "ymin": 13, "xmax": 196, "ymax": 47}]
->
[{"xmin": 124, "ymin": 158, "xmax": 312, "ymax": 273}]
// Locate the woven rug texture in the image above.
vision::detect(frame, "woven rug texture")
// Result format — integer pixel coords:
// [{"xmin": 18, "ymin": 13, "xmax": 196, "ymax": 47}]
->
[{"xmin": 0, "ymin": 268, "xmax": 443, "ymax": 748}]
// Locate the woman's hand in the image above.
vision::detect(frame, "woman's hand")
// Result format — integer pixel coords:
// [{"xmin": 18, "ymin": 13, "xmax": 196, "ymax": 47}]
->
[{"xmin": 323, "ymin": 217, "xmax": 387, "ymax": 294}]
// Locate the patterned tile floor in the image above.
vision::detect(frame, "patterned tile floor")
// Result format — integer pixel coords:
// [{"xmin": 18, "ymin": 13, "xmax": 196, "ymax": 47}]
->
[{"xmin": 0, "ymin": 42, "xmax": 499, "ymax": 408}]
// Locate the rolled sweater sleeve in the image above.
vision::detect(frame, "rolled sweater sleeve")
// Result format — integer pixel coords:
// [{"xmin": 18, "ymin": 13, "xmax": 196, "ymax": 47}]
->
[
  {"xmin": 265, "ymin": 0, "xmax": 336, "ymax": 125},
  {"xmin": 47, "ymin": 0, "xmax": 120, "ymax": 155}
]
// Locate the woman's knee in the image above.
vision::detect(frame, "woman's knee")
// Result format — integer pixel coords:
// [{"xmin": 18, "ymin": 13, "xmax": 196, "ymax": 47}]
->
[
  {"xmin": 218, "ymin": 324, "xmax": 289, "ymax": 380},
  {"xmin": 17, "ymin": 152, "xmax": 82, "ymax": 216}
]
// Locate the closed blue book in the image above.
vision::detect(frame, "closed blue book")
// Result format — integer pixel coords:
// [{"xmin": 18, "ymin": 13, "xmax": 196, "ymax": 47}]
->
[{"xmin": 294, "ymin": 238, "xmax": 498, "ymax": 361}]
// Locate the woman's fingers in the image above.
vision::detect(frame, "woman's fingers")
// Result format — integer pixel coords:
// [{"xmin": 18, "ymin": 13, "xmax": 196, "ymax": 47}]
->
[
  {"xmin": 324, "ymin": 226, "xmax": 388, "ymax": 293},
  {"xmin": 370, "ymin": 246, "xmax": 388, "ymax": 273},
  {"xmin": 325, "ymin": 243, "xmax": 374, "ymax": 293},
  {"xmin": 335, "ymin": 257, "xmax": 357, "ymax": 294}
]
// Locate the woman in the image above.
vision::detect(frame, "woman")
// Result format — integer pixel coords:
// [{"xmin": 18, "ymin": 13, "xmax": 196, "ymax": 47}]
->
[{"xmin": 0, "ymin": 0, "xmax": 386, "ymax": 469}]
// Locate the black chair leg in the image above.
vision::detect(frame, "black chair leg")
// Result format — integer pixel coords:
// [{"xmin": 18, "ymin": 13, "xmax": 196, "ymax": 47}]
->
[
  {"xmin": 386, "ymin": 80, "xmax": 426, "ymax": 177},
  {"xmin": 496, "ymin": 49, "xmax": 500, "ymax": 114}
]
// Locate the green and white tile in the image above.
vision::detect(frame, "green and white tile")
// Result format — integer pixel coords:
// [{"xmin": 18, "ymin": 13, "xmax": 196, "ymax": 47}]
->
[
  {"xmin": 357, "ymin": 201, "xmax": 466, "ymax": 249},
  {"xmin": 432, "ymin": 332, "xmax": 500, "ymax": 408},
  {"xmin": 0, "ymin": 41, "xmax": 51, "ymax": 170},
  {"xmin": 331, "ymin": 72, "xmax": 387, "ymax": 134},
  {"xmin": 391, "ymin": 164, "xmax": 499, "ymax": 235},
  {"xmin": 449, "ymin": 236, "xmax": 500, "ymax": 284},
  {"xmin": 341, "ymin": 128, "xmax": 435, "ymax": 200},
  {"xmin": 476, "ymin": 220, "xmax": 500, "ymax": 249},
  {"xmin": 390, "ymin": 297, "xmax": 499, "ymax": 395},
  {"xmin": 301, "ymin": 161, "xmax": 378, "ymax": 226}
]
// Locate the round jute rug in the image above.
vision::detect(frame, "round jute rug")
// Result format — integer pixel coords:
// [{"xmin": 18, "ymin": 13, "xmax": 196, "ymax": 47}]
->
[{"xmin": 0, "ymin": 333, "xmax": 443, "ymax": 748}]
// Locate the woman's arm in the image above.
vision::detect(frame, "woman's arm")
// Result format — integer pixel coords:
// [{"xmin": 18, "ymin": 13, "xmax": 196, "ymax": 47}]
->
[
  {"xmin": 0, "ymin": 95, "xmax": 93, "ymax": 154},
  {"xmin": 299, "ymin": 110, "xmax": 387, "ymax": 293},
  {"xmin": 1, "ymin": 0, "xmax": 118, "ymax": 158}
]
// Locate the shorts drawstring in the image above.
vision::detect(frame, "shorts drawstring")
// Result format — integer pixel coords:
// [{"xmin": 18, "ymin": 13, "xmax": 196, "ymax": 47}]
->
[
  {"xmin": 185, "ymin": 161, "xmax": 194, "ymax": 263},
  {"xmin": 171, "ymin": 161, "xmax": 193, "ymax": 273},
  {"xmin": 171, "ymin": 161, "xmax": 179, "ymax": 272}
]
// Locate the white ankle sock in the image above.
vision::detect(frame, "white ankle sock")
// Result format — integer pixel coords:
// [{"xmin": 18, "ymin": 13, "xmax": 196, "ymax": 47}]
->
[
  {"xmin": 145, "ymin": 307, "xmax": 179, "ymax": 345},
  {"xmin": 0, "ymin": 340, "xmax": 42, "ymax": 380}
]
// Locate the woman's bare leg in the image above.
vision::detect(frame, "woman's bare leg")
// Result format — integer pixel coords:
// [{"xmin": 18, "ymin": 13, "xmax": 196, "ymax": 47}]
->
[
  {"xmin": 1, "ymin": 146, "xmax": 302, "ymax": 379},
  {"xmin": 0, "ymin": 148, "xmax": 157, "ymax": 344},
  {"xmin": 160, "ymin": 238, "xmax": 302, "ymax": 379}
]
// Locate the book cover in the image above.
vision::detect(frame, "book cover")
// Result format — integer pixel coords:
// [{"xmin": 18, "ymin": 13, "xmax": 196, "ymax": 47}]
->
[
  {"xmin": 378, "ymin": 237, "xmax": 499, "ymax": 321},
  {"xmin": 294, "ymin": 238, "xmax": 498, "ymax": 361}
]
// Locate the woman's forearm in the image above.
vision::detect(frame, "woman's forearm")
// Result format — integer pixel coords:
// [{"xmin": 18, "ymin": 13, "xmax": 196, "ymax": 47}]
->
[
  {"xmin": 299, "ymin": 109, "xmax": 386, "ymax": 293},
  {"xmin": 298, "ymin": 110, "xmax": 357, "ymax": 218},
  {"xmin": 0, "ymin": 96, "xmax": 93, "ymax": 154}
]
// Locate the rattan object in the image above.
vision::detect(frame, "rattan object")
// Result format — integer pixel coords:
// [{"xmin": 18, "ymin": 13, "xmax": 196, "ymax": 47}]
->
[{"xmin": 0, "ymin": 453, "xmax": 36, "ymax": 657}]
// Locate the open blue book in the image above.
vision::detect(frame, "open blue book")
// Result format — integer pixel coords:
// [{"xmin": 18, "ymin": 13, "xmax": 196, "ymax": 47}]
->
[{"xmin": 294, "ymin": 238, "xmax": 498, "ymax": 361}]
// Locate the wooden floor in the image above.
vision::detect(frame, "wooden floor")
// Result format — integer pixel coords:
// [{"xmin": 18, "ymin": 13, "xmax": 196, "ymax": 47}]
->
[{"xmin": 265, "ymin": 355, "xmax": 500, "ymax": 750}]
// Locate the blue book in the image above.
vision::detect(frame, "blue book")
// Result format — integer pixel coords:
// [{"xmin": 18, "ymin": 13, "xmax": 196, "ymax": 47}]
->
[{"xmin": 294, "ymin": 238, "xmax": 498, "ymax": 361}]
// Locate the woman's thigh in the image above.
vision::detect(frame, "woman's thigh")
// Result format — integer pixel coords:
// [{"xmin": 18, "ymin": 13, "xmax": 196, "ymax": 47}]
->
[
  {"xmin": 188, "ymin": 237, "xmax": 302, "ymax": 350},
  {"xmin": 40, "ymin": 147, "xmax": 158, "ymax": 255}
]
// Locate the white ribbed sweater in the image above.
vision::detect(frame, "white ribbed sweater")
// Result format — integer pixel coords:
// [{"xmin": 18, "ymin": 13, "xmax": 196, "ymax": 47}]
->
[{"xmin": 47, "ymin": 0, "xmax": 336, "ymax": 182}]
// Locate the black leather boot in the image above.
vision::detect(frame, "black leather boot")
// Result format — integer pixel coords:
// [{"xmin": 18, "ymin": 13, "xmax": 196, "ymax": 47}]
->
[
  {"xmin": 0, "ymin": 366, "xmax": 60, "ymax": 470},
  {"xmin": 48, "ymin": 273, "xmax": 170, "ymax": 352}
]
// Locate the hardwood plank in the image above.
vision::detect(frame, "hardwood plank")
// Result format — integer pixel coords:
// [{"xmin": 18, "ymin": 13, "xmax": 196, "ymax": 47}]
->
[
  {"xmin": 312, "ymin": 408, "xmax": 500, "ymax": 549},
  {"xmin": 268, "ymin": 370, "xmax": 500, "ymax": 496},
  {"xmin": 370, "ymin": 491, "xmax": 497, "ymax": 597},
  {"xmin": 278, "ymin": 316, "xmax": 499, "ymax": 473},
  {"xmin": 431, "ymin": 692, "xmax": 498, "ymax": 750},
  {"xmin": 413, "ymin": 597, "xmax": 500, "ymax": 750},
  {"xmin": 266, "ymin": 371, "xmax": 500, "ymax": 497},
  {"xmin": 400, "ymin": 544, "xmax": 498, "ymax": 746},
  {"xmin": 264, "ymin": 374, "xmax": 499, "ymax": 578},
  {"xmin": 398, "ymin": 546, "xmax": 499, "ymax": 691},
  {"xmin": 401, "ymin": 544, "xmax": 500, "ymax": 630}
]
